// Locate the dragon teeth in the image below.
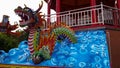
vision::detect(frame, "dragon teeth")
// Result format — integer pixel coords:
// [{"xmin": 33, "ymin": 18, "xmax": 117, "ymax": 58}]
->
[
  {"xmin": 27, "ymin": 15, "xmax": 29, "ymax": 19},
  {"xmin": 20, "ymin": 12, "xmax": 23, "ymax": 15},
  {"xmin": 23, "ymin": 13, "xmax": 24, "ymax": 17},
  {"xmin": 18, "ymin": 12, "xmax": 20, "ymax": 15}
]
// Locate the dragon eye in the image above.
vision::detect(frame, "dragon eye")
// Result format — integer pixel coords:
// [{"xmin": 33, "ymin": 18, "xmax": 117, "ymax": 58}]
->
[{"xmin": 24, "ymin": 7, "xmax": 33, "ymax": 13}]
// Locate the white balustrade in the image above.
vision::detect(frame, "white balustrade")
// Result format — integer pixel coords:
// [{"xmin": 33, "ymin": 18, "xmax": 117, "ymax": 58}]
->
[{"xmin": 43, "ymin": 3, "xmax": 120, "ymax": 29}]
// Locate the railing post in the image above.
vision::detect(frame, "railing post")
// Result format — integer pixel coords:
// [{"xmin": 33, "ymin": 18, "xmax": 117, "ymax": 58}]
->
[
  {"xmin": 101, "ymin": 2, "xmax": 104, "ymax": 25},
  {"xmin": 68, "ymin": 11, "xmax": 71, "ymax": 27},
  {"xmin": 118, "ymin": 9, "xmax": 120, "ymax": 26},
  {"xmin": 117, "ymin": 0, "xmax": 120, "ymax": 26}
]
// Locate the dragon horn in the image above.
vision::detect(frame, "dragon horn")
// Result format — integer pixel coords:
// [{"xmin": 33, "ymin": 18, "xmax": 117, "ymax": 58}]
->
[
  {"xmin": 24, "ymin": 4, "xmax": 27, "ymax": 7},
  {"xmin": 35, "ymin": 1, "xmax": 43, "ymax": 13}
]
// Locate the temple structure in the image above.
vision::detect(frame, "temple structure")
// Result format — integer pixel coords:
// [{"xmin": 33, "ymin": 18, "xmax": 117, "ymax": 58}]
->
[
  {"xmin": 44, "ymin": 0, "xmax": 120, "ymax": 68},
  {"xmin": 0, "ymin": 15, "xmax": 18, "ymax": 35}
]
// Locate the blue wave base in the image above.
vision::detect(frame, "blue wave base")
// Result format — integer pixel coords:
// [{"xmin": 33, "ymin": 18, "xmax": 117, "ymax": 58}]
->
[{"xmin": 0, "ymin": 29, "xmax": 110, "ymax": 68}]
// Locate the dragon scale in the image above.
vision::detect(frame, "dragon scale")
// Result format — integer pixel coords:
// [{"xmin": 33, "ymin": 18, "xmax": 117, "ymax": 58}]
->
[{"xmin": 28, "ymin": 29, "xmax": 36, "ymax": 54}]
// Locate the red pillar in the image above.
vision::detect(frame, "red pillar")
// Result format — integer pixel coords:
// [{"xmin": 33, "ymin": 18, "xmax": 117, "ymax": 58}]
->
[
  {"xmin": 117, "ymin": 0, "xmax": 120, "ymax": 9},
  {"xmin": 47, "ymin": 1, "xmax": 51, "ymax": 28},
  {"xmin": 90, "ymin": 0, "xmax": 97, "ymax": 24},
  {"xmin": 90, "ymin": 0, "xmax": 96, "ymax": 6},
  {"xmin": 56, "ymin": 0, "xmax": 61, "ymax": 24}
]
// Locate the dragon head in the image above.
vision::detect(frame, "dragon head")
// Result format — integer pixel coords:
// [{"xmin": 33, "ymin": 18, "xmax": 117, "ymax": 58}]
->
[{"xmin": 14, "ymin": 1, "xmax": 43, "ymax": 27}]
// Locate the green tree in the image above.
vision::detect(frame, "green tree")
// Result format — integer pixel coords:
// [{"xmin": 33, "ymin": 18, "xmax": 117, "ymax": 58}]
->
[
  {"xmin": 0, "ymin": 33, "xmax": 19, "ymax": 52},
  {"xmin": 17, "ymin": 31, "xmax": 29, "ymax": 42}
]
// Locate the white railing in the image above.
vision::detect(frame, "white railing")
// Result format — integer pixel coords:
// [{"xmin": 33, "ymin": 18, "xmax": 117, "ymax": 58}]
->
[{"xmin": 43, "ymin": 3, "xmax": 120, "ymax": 29}]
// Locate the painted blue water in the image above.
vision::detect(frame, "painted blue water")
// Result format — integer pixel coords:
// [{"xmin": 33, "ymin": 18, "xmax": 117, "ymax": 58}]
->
[{"xmin": 0, "ymin": 29, "xmax": 110, "ymax": 68}]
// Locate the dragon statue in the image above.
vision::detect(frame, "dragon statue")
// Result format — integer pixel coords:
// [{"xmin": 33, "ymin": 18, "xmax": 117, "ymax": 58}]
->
[
  {"xmin": 14, "ymin": 1, "xmax": 77, "ymax": 64},
  {"xmin": 0, "ymin": 15, "xmax": 19, "ymax": 36}
]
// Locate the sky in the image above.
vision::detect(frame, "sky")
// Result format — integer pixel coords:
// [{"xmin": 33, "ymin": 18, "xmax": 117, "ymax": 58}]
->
[{"xmin": 0, "ymin": 0, "xmax": 55, "ymax": 25}]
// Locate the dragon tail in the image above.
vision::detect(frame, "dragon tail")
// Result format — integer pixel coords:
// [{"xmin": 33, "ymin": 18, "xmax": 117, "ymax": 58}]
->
[{"xmin": 52, "ymin": 27, "xmax": 77, "ymax": 43}]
